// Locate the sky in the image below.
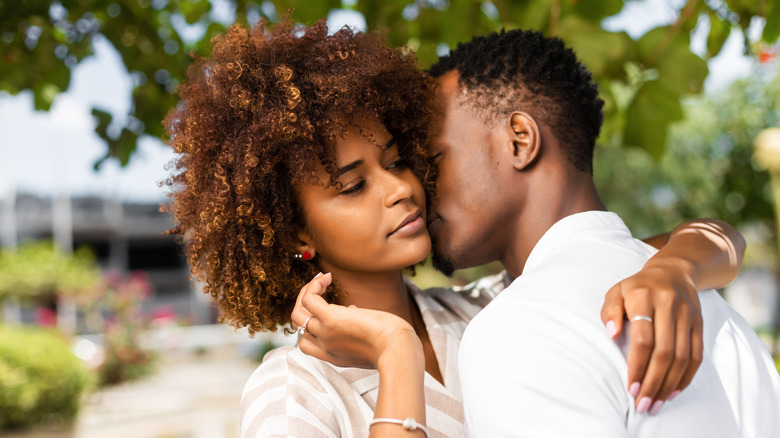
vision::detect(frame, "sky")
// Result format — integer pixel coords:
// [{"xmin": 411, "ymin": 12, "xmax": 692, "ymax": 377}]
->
[{"xmin": 0, "ymin": 0, "xmax": 767, "ymax": 203}]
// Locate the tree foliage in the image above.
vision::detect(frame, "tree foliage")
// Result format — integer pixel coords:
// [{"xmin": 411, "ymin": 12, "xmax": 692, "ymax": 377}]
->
[
  {"xmin": 1, "ymin": 0, "xmax": 778, "ymax": 165},
  {"xmin": 594, "ymin": 68, "xmax": 780, "ymax": 266}
]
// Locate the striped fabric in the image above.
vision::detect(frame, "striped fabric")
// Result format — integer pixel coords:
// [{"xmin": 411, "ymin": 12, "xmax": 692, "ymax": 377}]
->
[{"xmin": 240, "ymin": 275, "xmax": 506, "ymax": 438}]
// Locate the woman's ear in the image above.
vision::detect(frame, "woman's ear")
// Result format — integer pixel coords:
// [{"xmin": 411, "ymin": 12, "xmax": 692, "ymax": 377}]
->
[
  {"xmin": 506, "ymin": 111, "xmax": 541, "ymax": 171},
  {"xmin": 294, "ymin": 230, "xmax": 316, "ymax": 261}
]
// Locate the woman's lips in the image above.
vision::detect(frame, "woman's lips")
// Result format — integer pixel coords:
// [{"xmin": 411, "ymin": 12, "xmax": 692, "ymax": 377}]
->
[{"xmin": 389, "ymin": 211, "xmax": 424, "ymax": 237}]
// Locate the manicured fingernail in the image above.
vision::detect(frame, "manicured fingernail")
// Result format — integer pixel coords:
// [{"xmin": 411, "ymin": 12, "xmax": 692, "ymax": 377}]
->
[
  {"xmin": 636, "ymin": 397, "xmax": 652, "ymax": 414},
  {"xmin": 314, "ymin": 272, "xmax": 323, "ymax": 278},
  {"xmin": 667, "ymin": 390, "xmax": 681, "ymax": 401},
  {"xmin": 650, "ymin": 400, "xmax": 664, "ymax": 415},
  {"xmin": 628, "ymin": 382, "xmax": 640, "ymax": 398},
  {"xmin": 606, "ymin": 320, "xmax": 617, "ymax": 338}
]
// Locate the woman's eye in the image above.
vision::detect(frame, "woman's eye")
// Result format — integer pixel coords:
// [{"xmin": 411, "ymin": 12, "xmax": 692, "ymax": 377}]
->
[
  {"xmin": 430, "ymin": 152, "xmax": 443, "ymax": 163},
  {"xmin": 340, "ymin": 180, "xmax": 365, "ymax": 195}
]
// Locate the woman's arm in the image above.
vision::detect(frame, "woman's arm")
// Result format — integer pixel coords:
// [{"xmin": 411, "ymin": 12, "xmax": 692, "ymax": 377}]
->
[
  {"xmin": 601, "ymin": 218, "xmax": 746, "ymax": 412},
  {"xmin": 293, "ymin": 274, "xmax": 428, "ymax": 437},
  {"xmin": 639, "ymin": 218, "xmax": 745, "ymax": 289}
]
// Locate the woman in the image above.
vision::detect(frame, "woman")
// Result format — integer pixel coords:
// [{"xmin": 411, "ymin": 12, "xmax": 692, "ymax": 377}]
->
[{"xmin": 164, "ymin": 19, "xmax": 744, "ymax": 437}]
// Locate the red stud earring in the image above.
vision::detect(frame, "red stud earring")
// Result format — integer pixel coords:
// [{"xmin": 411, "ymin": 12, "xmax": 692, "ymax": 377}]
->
[{"xmin": 302, "ymin": 251, "xmax": 313, "ymax": 261}]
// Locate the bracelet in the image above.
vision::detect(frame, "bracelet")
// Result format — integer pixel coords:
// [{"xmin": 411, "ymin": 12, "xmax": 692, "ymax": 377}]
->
[{"xmin": 370, "ymin": 417, "xmax": 429, "ymax": 437}]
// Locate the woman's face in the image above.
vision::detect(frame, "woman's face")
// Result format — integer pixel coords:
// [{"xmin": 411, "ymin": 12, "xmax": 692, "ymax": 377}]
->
[{"xmin": 297, "ymin": 120, "xmax": 430, "ymax": 275}]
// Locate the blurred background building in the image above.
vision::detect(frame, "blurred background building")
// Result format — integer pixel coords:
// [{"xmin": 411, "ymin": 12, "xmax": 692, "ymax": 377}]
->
[{"xmin": 10, "ymin": 194, "xmax": 212, "ymax": 325}]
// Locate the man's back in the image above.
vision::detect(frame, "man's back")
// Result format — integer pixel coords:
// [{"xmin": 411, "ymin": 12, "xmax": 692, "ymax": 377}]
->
[{"xmin": 459, "ymin": 211, "xmax": 780, "ymax": 437}]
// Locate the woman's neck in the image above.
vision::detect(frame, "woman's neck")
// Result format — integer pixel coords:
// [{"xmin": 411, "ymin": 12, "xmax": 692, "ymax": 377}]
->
[
  {"xmin": 329, "ymin": 269, "xmax": 415, "ymax": 325},
  {"xmin": 323, "ymin": 267, "xmax": 444, "ymax": 385}
]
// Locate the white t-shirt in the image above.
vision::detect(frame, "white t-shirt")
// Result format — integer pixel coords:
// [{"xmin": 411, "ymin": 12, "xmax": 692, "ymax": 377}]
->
[{"xmin": 459, "ymin": 211, "xmax": 780, "ymax": 437}]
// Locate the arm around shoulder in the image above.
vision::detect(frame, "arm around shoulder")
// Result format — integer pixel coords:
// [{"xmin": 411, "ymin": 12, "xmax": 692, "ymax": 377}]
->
[{"xmin": 643, "ymin": 218, "xmax": 745, "ymax": 290}]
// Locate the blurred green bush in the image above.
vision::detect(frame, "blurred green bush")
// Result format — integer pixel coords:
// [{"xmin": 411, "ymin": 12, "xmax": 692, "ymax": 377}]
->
[
  {"xmin": 0, "ymin": 325, "xmax": 93, "ymax": 431},
  {"xmin": 0, "ymin": 241, "xmax": 101, "ymax": 302}
]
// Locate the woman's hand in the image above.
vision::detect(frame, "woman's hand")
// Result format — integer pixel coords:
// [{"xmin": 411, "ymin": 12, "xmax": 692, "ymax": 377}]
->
[
  {"xmin": 601, "ymin": 258, "xmax": 702, "ymax": 413},
  {"xmin": 290, "ymin": 273, "xmax": 421, "ymax": 369},
  {"xmin": 600, "ymin": 219, "xmax": 745, "ymax": 414},
  {"xmin": 291, "ymin": 274, "xmax": 428, "ymax": 436}
]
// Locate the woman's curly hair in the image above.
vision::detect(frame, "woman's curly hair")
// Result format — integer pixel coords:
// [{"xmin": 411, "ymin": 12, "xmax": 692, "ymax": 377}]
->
[{"xmin": 163, "ymin": 19, "xmax": 437, "ymax": 334}]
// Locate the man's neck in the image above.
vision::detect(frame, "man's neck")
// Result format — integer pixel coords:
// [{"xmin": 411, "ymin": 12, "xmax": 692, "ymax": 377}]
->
[{"xmin": 500, "ymin": 172, "xmax": 606, "ymax": 279}]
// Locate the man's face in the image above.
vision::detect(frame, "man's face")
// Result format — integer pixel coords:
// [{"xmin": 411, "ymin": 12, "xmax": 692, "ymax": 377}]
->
[{"xmin": 428, "ymin": 72, "xmax": 513, "ymax": 274}]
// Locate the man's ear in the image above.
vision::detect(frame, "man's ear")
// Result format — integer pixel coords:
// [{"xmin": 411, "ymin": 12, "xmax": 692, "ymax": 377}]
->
[{"xmin": 505, "ymin": 111, "xmax": 541, "ymax": 171}]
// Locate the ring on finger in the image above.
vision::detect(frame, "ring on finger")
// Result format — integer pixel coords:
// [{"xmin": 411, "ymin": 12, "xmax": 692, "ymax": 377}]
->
[
  {"xmin": 297, "ymin": 315, "xmax": 314, "ymax": 335},
  {"xmin": 631, "ymin": 315, "xmax": 653, "ymax": 324}
]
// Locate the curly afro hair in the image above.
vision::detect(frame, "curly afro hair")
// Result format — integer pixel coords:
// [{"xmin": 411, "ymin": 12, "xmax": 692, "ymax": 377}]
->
[
  {"xmin": 163, "ymin": 19, "xmax": 437, "ymax": 334},
  {"xmin": 430, "ymin": 28, "xmax": 604, "ymax": 173}
]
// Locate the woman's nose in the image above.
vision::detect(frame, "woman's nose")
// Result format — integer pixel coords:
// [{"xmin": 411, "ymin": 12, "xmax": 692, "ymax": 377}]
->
[{"xmin": 382, "ymin": 171, "xmax": 414, "ymax": 208}]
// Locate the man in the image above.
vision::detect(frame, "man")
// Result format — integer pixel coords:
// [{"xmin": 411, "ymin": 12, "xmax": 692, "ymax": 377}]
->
[{"xmin": 427, "ymin": 29, "xmax": 780, "ymax": 436}]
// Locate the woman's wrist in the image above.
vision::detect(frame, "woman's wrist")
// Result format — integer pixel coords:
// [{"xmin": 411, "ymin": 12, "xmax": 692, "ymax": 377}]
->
[
  {"xmin": 376, "ymin": 327, "xmax": 424, "ymax": 373},
  {"xmin": 372, "ymin": 327, "xmax": 426, "ymax": 437},
  {"xmin": 644, "ymin": 253, "xmax": 696, "ymax": 287}
]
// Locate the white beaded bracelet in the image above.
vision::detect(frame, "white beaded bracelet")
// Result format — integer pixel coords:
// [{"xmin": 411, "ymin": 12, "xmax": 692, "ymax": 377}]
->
[{"xmin": 369, "ymin": 417, "xmax": 429, "ymax": 437}]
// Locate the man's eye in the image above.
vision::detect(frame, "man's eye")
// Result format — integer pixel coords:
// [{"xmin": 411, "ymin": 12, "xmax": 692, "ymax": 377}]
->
[{"xmin": 387, "ymin": 158, "xmax": 407, "ymax": 170}]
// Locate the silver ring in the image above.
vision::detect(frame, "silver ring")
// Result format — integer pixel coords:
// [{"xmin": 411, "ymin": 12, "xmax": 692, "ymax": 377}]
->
[
  {"xmin": 297, "ymin": 315, "xmax": 313, "ymax": 335},
  {"xmin": 631, "ymin": 315, "xmax": 653, "ymax": 323}
]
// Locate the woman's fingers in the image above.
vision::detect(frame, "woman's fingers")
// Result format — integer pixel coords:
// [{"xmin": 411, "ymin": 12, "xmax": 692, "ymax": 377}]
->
[
  {"xmin": 674, "ymin": 312, "xmax": 703, "ymax": 395},
  {"xmin": 291, "ymin": 272, "xmax": 328, "ymax": 327},
  {"xmin": 651, "ymin": 314, "xmax": 691, "ymax": 404},
  {"xmin": 625, "ymin": 310, "xmax": 654, "ymax": 410},
  {"xmin": 301, "ymin": 283, "xmax": 335, "ymax": 320},
  {"xmin": 601, "ymin": 282, "xmax": 625, "ymax": 339},
  {"xmin": 633, "ymin": 308, "xmax": 673, "ymax": 414},
  {"xmin": 310, "ymin": 272, "xmax": 332, "ymax": 296}
]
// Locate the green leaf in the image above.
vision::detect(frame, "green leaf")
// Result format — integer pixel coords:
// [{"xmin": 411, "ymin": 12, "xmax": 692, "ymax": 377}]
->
[
  {"xmin": 623, "ymin": 80, "xmax": 683, "ymax": 159},
  {"xmin": 569, "ymin": 0, "xmax": 624, "ymax": 22},
  {"xmin": 656, "ymin": 43, "xmax": 709, "ymax": 95},
  {"xmin": 501, "ymin": 0, "xmax": 551, "ymax": 32},
  {"xmin": 557, "ymin": 16, "xmax": 631, "ymax": 76},
  {"xmin": 762, "ymin": 1, "xmax": 780, "ymax": 43},
  {"xmin": 32, "ymin": 83, "xmax": 59, "ymax": 111},
  {"xmin": 112, "ymin": 128, "xmax": 139, "ymax": 166},
  {"xmin": 277, "ymin": 0, "xmax": 341, "ymax": 24},
  {"xmin": 635, "ymin": 25, "xmax": 707, "ymax": 95},
  {"xmin": 91, "ymin": 108, "xmax": 113, "ymax": 140},
  {"xmin": 706, "ymin": 11, "xmax": 732, "ymax": 58},
  {"xmin": 636, "ymin": 26, "xmax": 682, "ymax": 61},
  {"xmin": 179, "ymin": 0, "xmax": 212, "ymax": 25}
]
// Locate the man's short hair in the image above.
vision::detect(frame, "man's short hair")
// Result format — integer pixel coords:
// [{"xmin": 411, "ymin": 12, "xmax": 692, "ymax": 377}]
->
[{"xmin": 430, "ymin": 28, "xmax": 604, "ymax": 173}]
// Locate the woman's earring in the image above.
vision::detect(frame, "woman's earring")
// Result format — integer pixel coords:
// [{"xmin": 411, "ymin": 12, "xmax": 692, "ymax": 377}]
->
[{"xmin": 294, "ymin": 251, "xmax": 314, "ymax": 261}]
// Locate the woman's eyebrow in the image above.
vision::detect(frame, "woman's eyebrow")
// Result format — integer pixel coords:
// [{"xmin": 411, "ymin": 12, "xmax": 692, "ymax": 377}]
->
[{"xmin": 338, "ymin": 160, "xmax": 363, "ymax": 175}]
